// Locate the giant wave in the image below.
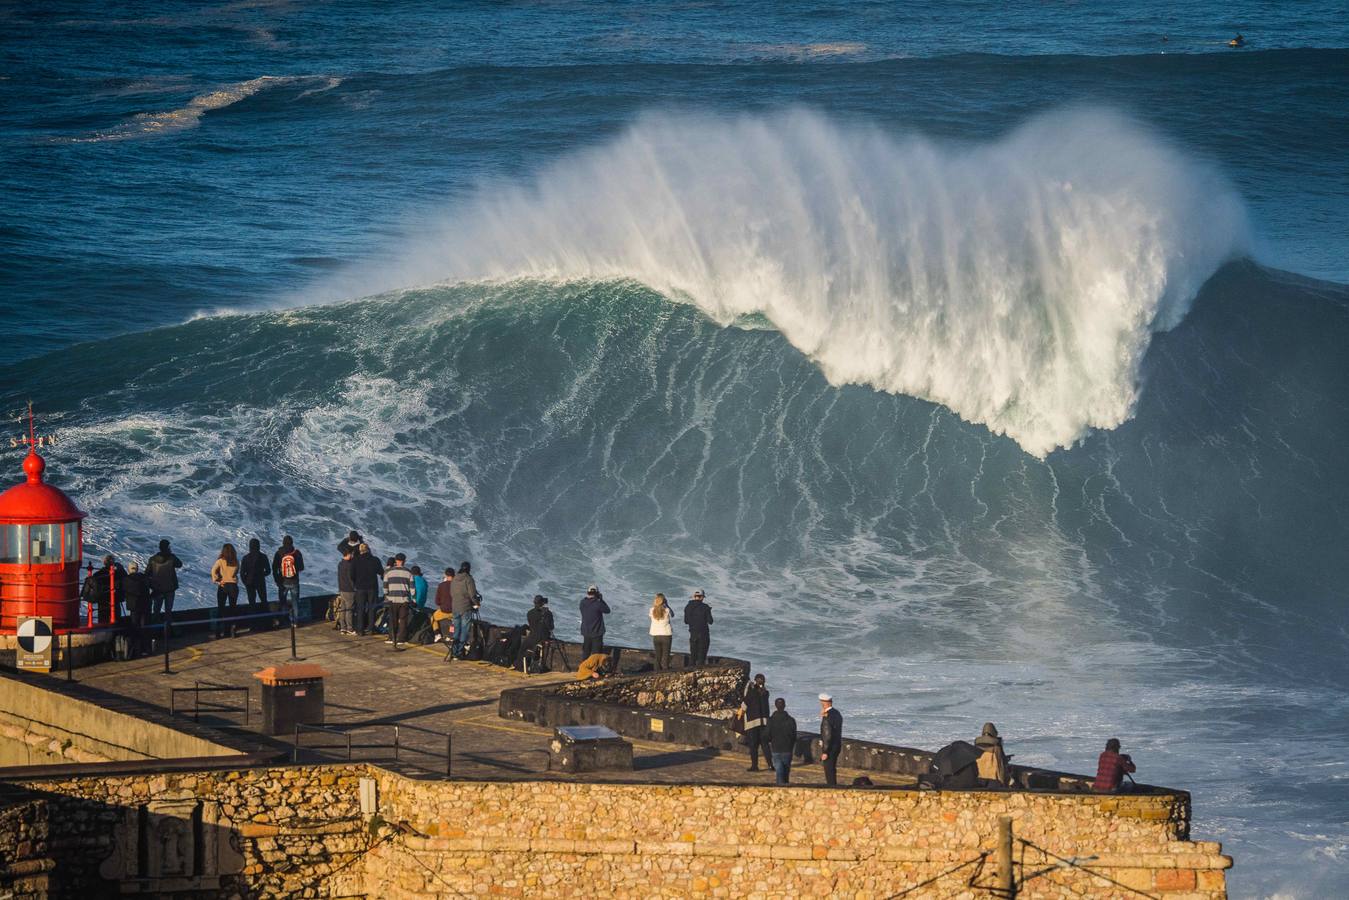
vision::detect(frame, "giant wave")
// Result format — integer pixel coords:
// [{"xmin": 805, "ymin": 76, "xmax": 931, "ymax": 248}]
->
[{"xmin": 369, "ymin": 107, "xmax": 1251, "ymax": 456}]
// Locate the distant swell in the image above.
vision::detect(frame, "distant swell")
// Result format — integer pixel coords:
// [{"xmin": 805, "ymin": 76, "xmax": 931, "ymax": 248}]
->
[{"xmin": 386, "ymin": 108, "xmax": 1250, "ymax": 455}]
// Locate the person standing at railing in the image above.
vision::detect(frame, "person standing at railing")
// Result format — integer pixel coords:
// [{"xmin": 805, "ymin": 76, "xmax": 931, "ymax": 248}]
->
[
  {"xmin": 124, "ymin": 561, "xmax": 150, "ymax": 655},
  {"xmin": 738, "ymin": 673, "xmax": 772, "ymax": 772},
  {"xmin": 84, "ymin": 554, "xmax": 126, "ymax": 626},
  {"xmin": 579, "ymin": 585, "xmax": 609, "ymax": 659},
  {"xmin": 819, "ymin": 693, "xmax": 843, "ymax": 787},
  {"xmin": 383, "ymin": 553, "xmax": 414, "ymax": 645},
  {"xmin": 272, "ymin": 536, "xmax": 304, "ymax": 620},
  {"xmin": 209, "ymin": 543, "xmax": 240, "ymax": 638},
  {"xmin": 432, "ymin": 567, "xmax": 455, "ymax": 643},
  {"xmin": 335, "ymin": 547, "xmax": 355, "ymax": 635},
  {"xmin": 449, "ymin": 562, "xmax": 480, "ymax": 660},
  {"xmin": 350, "ymin": 543, "xmax": 383, "ymax": 636},
  {"xmin": 683, "ymin": 589, "xmax": 713, "ymax": 666},
  {"xmin": 146, "ymin": 539, "xmax": 183, "ymax": 632},
  {"xmin": 649, "ymin": 593, "xmax": 673, "ymax": 670},
  {"xmin": 239, "ymin": 538, "xmax": 270, "ymax": 611}
]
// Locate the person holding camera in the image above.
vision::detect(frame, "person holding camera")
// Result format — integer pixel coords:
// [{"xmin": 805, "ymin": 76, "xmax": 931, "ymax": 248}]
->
[
  {"xmin": 683, "ymin": 589, "xmax": 713, "ymax": 666},
  {"xmin": 649, "ymin": 593, "xmax": 674, "ymax": 670},
  {"xmin": 1093, "ymin": 737, "xmax": 1137, "ymax": 792},
  {"xmin": 579, "ymin": 585, "xmax": 610, "ymax": 658}
]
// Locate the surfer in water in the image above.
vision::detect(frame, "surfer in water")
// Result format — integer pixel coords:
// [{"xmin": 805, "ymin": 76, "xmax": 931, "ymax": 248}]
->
[{"xmin": 1229, "ymin": 34, "xmax": 1245, "ymax": 48}]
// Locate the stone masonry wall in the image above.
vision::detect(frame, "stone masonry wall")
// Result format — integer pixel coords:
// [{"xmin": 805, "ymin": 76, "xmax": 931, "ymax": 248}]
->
[
  {"xmin": 1, "ymin": 763, "xmax": 1231, "ymax": 899},
  {"xmin": 359, "ymin": 775, "xmax": 1231, "ymax": 899},
  {"xmin": 4, "ymin": 765, "xmax": 369, "ymax": 899}
]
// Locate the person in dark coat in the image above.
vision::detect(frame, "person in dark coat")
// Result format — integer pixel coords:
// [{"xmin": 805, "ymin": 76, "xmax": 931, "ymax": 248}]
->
[
  {"xmin": 272, "ymin": 536, "xmax": 305, "ymax": 618},
  {"xmin": 335, "ymin": 547, "xmax": 355, "ymax": 634},
  {"xmin": 84, "ymin": 554, "xmax": 126, "ymax": 626},
  {"xmin": 515, "ymin": 595, "xmax": 554, "ymax": 669},
  {"xmin": 819, "ymin": 693, "xmax": 843, "ymax": 786},
  {"xmin": 1093, "ymin": 738, "xmax": 1137, "ymax": 793},
  {"xmin": 146, "ymin": 539, "xmax": 182, "ymax": 630},
  {"xmin": 124, "ymin": 561, "xmax": 150, "ymax": 656},
  {"xmin": 239, "ymin": 538, "xmax": 271, "ymax": 609},
  {"xmin": 337, "ymin": 529, "xmax": 362, "ymax": 557},
  {"xmin": 739, "ymin": 674, "xmax": 772, "ymax": 772},
  {"xmin": 683, "ymin": 590, "xmax": 713, "ymax": 665},
  {"xmin": 349, "ymin": 543, "xmax": 383, "ymax": 636},
  {"xmin": 767, "ymin": 698, "xmax": 798, "ymax": 785},
  {"xmin": 579, "ymin": 585, "xmax": 609, "ymax": 659}
]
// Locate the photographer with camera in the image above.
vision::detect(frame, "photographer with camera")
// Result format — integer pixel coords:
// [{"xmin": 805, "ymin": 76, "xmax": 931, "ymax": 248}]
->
[
  {"xmin": 1093, "ymin": 737, "xmax": 1137, "ymax": 792},
  {"xmin": 579, "ymin": 585, "xmax": 610, "ymax": 658}
]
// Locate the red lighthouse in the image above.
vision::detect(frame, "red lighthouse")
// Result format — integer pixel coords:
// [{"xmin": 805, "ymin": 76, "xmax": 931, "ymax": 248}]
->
[{"xmin": 0, "ymin": 409, "xmax": 85, "ymax": 634}]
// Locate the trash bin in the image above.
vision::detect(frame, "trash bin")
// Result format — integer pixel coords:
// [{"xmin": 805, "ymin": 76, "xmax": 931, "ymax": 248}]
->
[{"xmin": 253, "ymin": 664, "xmax": 330, "ymax": 736}]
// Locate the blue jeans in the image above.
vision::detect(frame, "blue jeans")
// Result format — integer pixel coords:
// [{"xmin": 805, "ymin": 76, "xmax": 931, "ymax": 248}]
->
[
  {"xmin": 452, "ymin": 612, "xmax": 474, "ymax": 656},
  {"xmin": 280, "ymin": 581, "xmax": 300, "ymax": 619},
  {"xmin": 771, "ymin": 752, "xmax": 792, "ymax": 785}
]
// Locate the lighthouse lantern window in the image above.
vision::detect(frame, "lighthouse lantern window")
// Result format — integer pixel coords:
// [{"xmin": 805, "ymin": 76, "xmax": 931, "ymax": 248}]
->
[
  {"xmin": 30, "ymin": 524, "xmax": 61, "ymax": 564},
  {"xmin": 0, "ymin": 524, "xmax": 25, "ymax": 565},
  {"xmin": 62, "ymin": 522, "xmax": 80, "ymax": 564}
]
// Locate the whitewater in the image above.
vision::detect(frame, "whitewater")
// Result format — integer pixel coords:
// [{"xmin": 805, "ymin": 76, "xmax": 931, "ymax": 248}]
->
[
  {"xmin": 4, "ymin": 5, "xmax": 1349, "ymax": 896},
  {"xmin": 359, "ymin": 108, "xmax": 1251, "ymax": 456}
]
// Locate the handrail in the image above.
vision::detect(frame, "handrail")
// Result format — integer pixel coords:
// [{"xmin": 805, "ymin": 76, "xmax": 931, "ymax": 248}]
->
[
  {"xmin": 169, "ymin": 682, "xmax": 250, "ymax": 724},
  {"xmin": 292, "ymin": 721, "xmax": 452, "ymax": 777}
]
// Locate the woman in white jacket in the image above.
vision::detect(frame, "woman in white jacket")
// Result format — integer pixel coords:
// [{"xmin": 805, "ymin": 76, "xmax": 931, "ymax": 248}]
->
[{"xmin": 649, "ymin": 593, "xmax": 673, "ymax": 670}]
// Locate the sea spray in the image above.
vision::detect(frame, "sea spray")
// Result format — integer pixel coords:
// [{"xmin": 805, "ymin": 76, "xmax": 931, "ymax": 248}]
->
[{"xmin": 388, "ymin": 107, "xmax": 1249, "ymax": 456}]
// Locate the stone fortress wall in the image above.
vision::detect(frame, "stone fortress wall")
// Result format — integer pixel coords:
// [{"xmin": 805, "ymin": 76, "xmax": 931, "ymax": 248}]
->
[{"xmin": 1, "ymin": 761, "xmax": 1231, "ymax": 899}]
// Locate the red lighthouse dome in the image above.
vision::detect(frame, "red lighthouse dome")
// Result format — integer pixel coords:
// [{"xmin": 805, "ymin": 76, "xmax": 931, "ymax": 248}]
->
[{"xmin": 0, "ymin": 420, "xmax": 87, "ymax": 633}]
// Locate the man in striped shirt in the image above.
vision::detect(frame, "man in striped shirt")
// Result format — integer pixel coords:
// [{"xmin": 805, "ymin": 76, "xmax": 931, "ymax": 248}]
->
[{"xmin": 384, "ymin": 553, "xmax": 415, "ymax": 646}]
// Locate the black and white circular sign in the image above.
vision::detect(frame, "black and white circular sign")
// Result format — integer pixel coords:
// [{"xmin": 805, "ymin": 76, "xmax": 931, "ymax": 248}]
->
[{"xmin": 17, "ymin": 617, "xmax": 53, "ymax": 655}]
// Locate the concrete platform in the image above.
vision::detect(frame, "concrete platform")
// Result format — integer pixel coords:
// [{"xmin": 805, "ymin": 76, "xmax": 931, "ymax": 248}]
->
[{"xmin": 66, "ymin": 622, "xmax": 915, "ymax": 788}]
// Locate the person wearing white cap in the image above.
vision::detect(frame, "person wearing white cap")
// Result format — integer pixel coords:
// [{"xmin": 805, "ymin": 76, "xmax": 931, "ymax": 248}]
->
[
  {"xmin": 819, "ymin": 693, "xmax": 843, "ymax": 786},
  {"xmin": 683, "ymin": 589, "xmax": 713, "ymax": 666}
]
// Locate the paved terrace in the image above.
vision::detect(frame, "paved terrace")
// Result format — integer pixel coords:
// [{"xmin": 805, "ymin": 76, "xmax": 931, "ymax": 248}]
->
[{"xmin": 67, "ymin": 622, "xmax": 915, "ymax": 788}]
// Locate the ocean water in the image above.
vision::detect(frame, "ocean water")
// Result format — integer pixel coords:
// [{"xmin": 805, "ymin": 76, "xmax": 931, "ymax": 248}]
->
[{"xmin": 3, "ymin": 3, "xmax": 1349, "ymax": 895}]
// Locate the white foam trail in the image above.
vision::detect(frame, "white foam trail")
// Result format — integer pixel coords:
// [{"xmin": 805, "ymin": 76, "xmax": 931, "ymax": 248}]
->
[
  {"xmin": 66, "ymin": 75, "xmax": 317, "ymax": 143},
  {"xmin": 387, "ymin": 108, "xmax": 1249, "ymax": 456}
]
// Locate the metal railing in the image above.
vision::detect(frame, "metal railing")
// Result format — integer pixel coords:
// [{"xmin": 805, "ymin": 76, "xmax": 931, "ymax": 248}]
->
[
  {"xmin": 292, "ymin": 721, "xmax": 453, "ymax": 777},
  {"xmin": 169, "ymin": 682, "xmax": 250, "ymax": 724}
]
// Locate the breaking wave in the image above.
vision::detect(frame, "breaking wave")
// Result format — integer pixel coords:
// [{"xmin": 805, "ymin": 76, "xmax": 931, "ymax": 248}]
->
[{"xmin": 384, "ymin": 108, "xmax": 1250, "ymax": 456}]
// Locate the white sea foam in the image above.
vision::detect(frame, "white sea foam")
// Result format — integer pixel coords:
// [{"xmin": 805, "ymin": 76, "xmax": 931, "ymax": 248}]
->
[
  {"xmin": 66, "ymin": 75, "xmax": 322, "ymax": 143},
  {"xmin": 386, "ymin": 108, "xmax": 1249, "ymax": 456}
]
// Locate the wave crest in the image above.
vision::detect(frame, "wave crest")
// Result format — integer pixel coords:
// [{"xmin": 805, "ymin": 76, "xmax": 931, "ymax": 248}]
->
[{"xmin": 395, "ymin": 107, "xmax": 1249, "ymax": 455}]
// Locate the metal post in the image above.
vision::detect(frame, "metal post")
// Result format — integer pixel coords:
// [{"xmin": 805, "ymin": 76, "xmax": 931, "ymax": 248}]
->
[
  {"xmin": 996, "ymin": 815, "xmax": 1015, "ymax": 898},
  {"xmin": 393, "ymin": 725, "xmax": 400, "ymax": 761},
  {"xmin": 162, "ymin": 618, "xmax": 170, "ymax": 674},
  {"xmin": 446, "ymin": 733, "xmax": 452, "ymax": 778},
  {"xmin": 289, "ymin": 611, "xmax": 298, "ymax": 660},
  {"xmin": 293, "ymin": 724, "xmax": 301, "ymax": 763},
  {"xmin": 65, "ymin": 630, "xmax": 73, "ymax": 682}
]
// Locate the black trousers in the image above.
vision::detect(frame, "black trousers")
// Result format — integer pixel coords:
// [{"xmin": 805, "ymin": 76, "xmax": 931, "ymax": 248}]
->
[
  {"xmin": 352, "ymin": 589, "xmax": 377, "ymax": 634},
  {"xmin": 689, "ymin": 630, "xmax": 709, "ymax": 666},
  {"xmin": 387, "ymin": 603, "xmax": 409, "ymax": 644},
  {"xmin": 215, "ymin": 583, "xmax": 239, "ymax": 634},
  {"xmin": 746, "ymin": 725, "xmax": 771, "ymax": 769},
  {"xmin": 823, "ymin": 753, "xmax": 839, "ymax": 786},
  {"xmin": 582, "ymin": 634, "xmax": 604, "ymax": 658},
  {"xmin": 245, "ymin": 582, "xmax": 267, "ymax": 605}
]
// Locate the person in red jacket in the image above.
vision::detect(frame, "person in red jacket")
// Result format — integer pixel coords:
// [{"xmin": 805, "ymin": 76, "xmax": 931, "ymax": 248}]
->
[{"xmin": 1093, "ymin": 738, "xmax": 1137, "ymax": 792}]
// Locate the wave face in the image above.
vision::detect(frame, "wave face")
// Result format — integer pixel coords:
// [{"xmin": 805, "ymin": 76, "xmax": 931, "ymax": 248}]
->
[{"xmin": 387, "ymin": 109, "xmax": 1250, "ymax": 456}]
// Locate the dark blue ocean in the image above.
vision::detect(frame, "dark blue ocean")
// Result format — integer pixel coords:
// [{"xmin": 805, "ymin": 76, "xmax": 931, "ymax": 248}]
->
[{"xmin": 3, "ymin": 3, "xmax": 1349, "ymax": 895}]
